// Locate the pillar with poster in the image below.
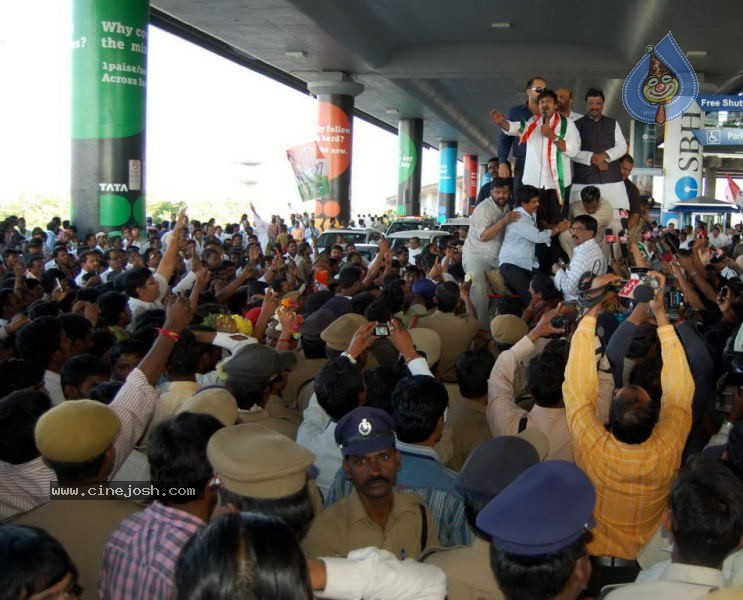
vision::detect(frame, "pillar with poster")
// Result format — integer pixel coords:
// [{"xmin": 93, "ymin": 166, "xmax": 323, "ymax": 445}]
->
[
  {"xmin": 286, "ymin": 141, "xmax": 329, "ymax": 217},
  {"xmin": 307, "ymin": 74, "xmax": 364, "ymax": 228},
  {"xmin": 71, "ymin": 0, "xmax": 149, "ymax": 236}
]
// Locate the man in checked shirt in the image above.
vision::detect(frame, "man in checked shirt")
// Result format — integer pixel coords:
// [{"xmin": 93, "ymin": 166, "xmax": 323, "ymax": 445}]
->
[
  {"xmin": 553, "ymin": 213, "xmax": 607, "ymax": 301},
  {"xmin": 563, "ymin": 271, "xmax": 694, "ymax": 596}
]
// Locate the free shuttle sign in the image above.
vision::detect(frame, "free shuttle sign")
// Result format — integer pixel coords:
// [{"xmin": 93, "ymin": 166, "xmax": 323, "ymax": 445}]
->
[
  {"xmin": 693, "ymin": 95, "xmax": 743, "ymax": 146},
  {"xmin": 696, "ymin": 95, "xmax": 743, "ymax": 111}
]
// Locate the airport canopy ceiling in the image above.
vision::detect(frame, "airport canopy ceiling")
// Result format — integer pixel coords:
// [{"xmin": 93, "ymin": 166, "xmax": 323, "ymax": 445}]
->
[{"xmin": 151, "ymin": 0, "xmax": 743, "ymax": 159}]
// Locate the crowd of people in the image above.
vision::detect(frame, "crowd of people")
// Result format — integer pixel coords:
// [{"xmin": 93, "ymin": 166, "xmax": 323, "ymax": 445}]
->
[{"xmin": 0, "ymin": 82, "xmax": 742, "ymax": 600}]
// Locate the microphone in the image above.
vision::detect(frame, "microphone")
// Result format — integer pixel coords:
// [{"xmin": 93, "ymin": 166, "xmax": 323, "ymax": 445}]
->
[
  {"xmin": 542, "ymin": 111, "xmax": 548, "ymax": 125},
  {"xmin": 618, "ymin": 230, "xmax": 630, "ymax": 262},
  {"xmin": 605, "ymin": 228, "xmax": 616, "ymax": 262},
  {"xmin": 633, "ymin": 284, "xmax": 655, "ymax": 303}
]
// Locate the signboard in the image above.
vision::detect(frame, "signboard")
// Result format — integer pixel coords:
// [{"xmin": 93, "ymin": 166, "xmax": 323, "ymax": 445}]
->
[
  {"xmin": 692, "ymin": 127, "xmax": 743, "ymax": 146},
  {"xmin": 696, "ymin": 95, "xmax": 743, "ymax": 111},
  {"xmin": 663, "ymin": 103, "xmax": 703, "ymax": 209}
]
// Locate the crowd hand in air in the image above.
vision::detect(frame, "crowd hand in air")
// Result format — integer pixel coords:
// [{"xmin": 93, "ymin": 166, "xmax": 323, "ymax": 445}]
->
[{"xmin": 388, "ymin": 318, "xmax": 419, "ymax": 362}]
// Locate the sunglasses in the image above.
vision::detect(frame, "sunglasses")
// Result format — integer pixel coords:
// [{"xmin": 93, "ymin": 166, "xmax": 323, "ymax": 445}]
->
[{"xmin": 530, "ymin": 86, "xmax": 545, "ymax": 92}]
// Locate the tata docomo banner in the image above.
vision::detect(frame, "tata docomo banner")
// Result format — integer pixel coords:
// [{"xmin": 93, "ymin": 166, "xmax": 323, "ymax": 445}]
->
[{"xmin": 71, "ymin": 0, "xmax": 148, "ymax": 234}]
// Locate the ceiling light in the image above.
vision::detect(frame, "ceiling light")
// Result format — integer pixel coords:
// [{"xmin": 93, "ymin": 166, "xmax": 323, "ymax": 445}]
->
[
  {"xmin": 285, "ymin": 50, "xmax": 307, "ymax": 60},
  {"xmin": 385, "ymin": 108, "xmax": 399, "ymax": 115},
  {"xmin": 490, "ymin": 22, "xmax": 511, "ymax": 30},
  {"xmin": 686, "ymin": 50, "xmax": 707, "ymax": 58}
]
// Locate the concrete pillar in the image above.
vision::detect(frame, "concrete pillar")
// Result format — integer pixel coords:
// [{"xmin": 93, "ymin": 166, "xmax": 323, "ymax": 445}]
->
[
  {"xmin": 307, "ymin": 73, "xmax": 364, "ymax": 226},
  {"xmin": 397, "ymin": 118, "xmax": 423, "ymax": 216},
  {"xmin": 463, "ymin": 154, "xmax": 478, "ymax": 215},
  {"xmin": 71, "ymin": 0, "xmax": 149, "ymax": 236},
  {"xmin": 704, "ymin": 156, "xmax": 721, "ymax": 198},
  {"xmin": 704, "ymin": 167, "xmax": 717, "ymax": 198},
  {"xmin": 438, "ymin": 141, "xmax": 457, "ymax": 222}
]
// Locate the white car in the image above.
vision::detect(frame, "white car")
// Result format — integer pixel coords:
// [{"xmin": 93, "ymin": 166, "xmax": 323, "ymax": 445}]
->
[
  {"xmin": 385, "ymin": 217, "xmax": 436, "ymax": 235},
  {"xmin": 315, "ymin": 228, "xmax": 383, "ymax": 260},
  {"xmin": 438, "ymin": 217, "xmax": 470, "ymax": 234},
  {"xmin": 386, "ymin": 229, "xmax": 452, "ymax": 252},
  {"xmin": 316, "ymin": 228, "xmax": 383, "ymax": 252}
]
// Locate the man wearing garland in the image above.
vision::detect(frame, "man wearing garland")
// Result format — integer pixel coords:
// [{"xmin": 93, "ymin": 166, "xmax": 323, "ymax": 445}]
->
[{"xmin": 491, "ymin": 89, "xmax": 580, "ymax": 272}]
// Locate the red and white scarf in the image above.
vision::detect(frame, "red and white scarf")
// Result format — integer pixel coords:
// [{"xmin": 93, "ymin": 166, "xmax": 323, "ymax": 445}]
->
[{"xmin": 518, "ymin": 112, "xmax": 568, "ymax": 205}]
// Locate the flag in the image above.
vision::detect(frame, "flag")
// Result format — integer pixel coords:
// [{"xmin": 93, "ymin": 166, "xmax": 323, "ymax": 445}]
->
[
  {"xmin": 725, "ymin": 176, "xmax": 743, "ymax": 207},
  {"xmin": 286, "ymin": 142, "xmax": 329, "ymax": 203}
]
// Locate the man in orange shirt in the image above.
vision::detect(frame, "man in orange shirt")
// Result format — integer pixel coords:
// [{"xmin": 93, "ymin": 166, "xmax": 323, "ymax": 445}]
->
[{"xmin": 562, "ymin": 272, "xmax": 694, "ymax": 595}]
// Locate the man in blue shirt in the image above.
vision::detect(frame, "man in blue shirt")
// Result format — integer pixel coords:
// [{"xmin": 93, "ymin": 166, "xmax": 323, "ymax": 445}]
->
[
  {"xmin": 499, "ymin": 185, "xmax": 569, "ymax": 306},
  {"xmin": 496, "ymin": 77, "xmax": 546, "ymax": 196}
]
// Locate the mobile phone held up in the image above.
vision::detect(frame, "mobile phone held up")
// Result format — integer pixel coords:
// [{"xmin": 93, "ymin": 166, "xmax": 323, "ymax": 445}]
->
[{"xmin": 374, "ymin": 323, "xmax": 390, "ymax": 337}]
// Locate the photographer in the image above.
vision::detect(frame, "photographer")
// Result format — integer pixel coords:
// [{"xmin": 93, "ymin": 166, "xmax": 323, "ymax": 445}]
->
[{"xmin": 564, "ymin": 271, "xmax": 694, "ymax": 594}]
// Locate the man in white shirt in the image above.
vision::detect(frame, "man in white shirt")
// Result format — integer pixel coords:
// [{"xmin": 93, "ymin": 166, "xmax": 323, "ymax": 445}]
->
[
  {"xmin": 554, "ymin": 214, "xmax": 607, "ymax": 302},
  {"xmin": 122, "ymin": 210, "xmax": 193, "ymax": 326},
  {"xmin": 606, "ymin": 456, "xmax": 743, "ymax": 599},
  {"xmin": 491, "ymin": 89, "xmax": 580, "ymax": 271},
  {"xmin": 708, "ymin": 225, "xmax": 730, "ymax": 250},
  {"xmin": 101, "ymin": 249, "xmax": 126, "ymax": 283},
  {"xmin": 462, "ymin": 177, "xmax": 520, "ymax": 330},
  {"xmin": 408, "ymin": 236, "xmax": 423, "ymax": 261},
  {"xmin": 74, "ymin": 250, "xmax": 101, "ymax": 288}
]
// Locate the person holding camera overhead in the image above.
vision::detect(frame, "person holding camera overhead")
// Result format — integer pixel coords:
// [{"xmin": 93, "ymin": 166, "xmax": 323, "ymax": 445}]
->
[{"xmin": 554, "ymin": 214, "xmax": 607, "ymax": 302}]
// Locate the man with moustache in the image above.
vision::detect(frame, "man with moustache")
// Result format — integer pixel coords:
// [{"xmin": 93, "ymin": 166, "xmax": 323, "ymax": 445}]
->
[
  {"xmin": 570, "ymin": 88, "xmax": 629, "ymax": 223},
  {"xmin": 463, "ymin": 177, "xmax": 520, "ymax": 330},
  {"xmin": 496, "ymin": 76, "xmax": 548, "ymax": 195},
  {"xmin": 554, "ymin": 214, "xmax": 607, "ymax": 302},
  {"xmin": 491, "ymin": 89, "xmax": 580, "ymax": 272},
  {"xmin": 559, "ymin": 185, "xmax": 614, "ymax": 259},
  {"xmin": 302, "ymin": 406, "xmax": 438, "ymax": 560}
]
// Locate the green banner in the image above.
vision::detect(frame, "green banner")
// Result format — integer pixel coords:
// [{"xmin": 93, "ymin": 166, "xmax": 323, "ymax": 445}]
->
[
  {"xmin": 72, "ymin": 0, "xmax": 148, "ymax": 139},
  {"xmin": 71, "ymin": 0, "xmax": 148, "ymax": 235},
  {"xmin": 398, "ymin": 131, "xmax": 418, "ymax": 185}
]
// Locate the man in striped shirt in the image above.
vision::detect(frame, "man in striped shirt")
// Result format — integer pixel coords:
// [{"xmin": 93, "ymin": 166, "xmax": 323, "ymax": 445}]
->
[
  {"xmin": 0, "ymin": 295, "xmax": 194, "ymax": 520},
  {"xmin": 563, "ymin": 271, "xmax": 694, "ymax": 595}
]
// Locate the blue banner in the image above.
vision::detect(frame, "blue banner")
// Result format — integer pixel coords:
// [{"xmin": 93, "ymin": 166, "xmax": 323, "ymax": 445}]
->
[
  {"xmin": 697, "ymin": 95, "xmax": 743, "ymax": 111},
  {"xmin": 439, "ymin": 146, "xmax": 457, "ymax": 194},
  {"xmin": 692, "ymin": 128, "xmax": 743, "ymax": 146}
]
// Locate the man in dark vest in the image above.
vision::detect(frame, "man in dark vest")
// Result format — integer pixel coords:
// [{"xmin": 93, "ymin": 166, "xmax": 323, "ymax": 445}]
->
[{"xmin": 569, "ymin": 88, "xmax": 628, "ymax": 242}]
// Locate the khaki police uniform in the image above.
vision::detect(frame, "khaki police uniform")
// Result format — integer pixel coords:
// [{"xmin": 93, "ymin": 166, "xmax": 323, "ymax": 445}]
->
[
  {"xmin": 237, "ymin": 405, "xmax": 298, "ymax": 440},
  {"xmin": 283, "ymin": 356, "xmax": 327, "ymax": 412},
  {"xmin": 302, "ymin": 489, "xmax": 438, "ymax": 560},
  {"xmin": 12, "ymin": 498, "xmax": 140, "ymax": 598},
  {"xmin": 423, "ymin": 537, "xmax": 505, "ymax": 600},
  {"xmin": 447, "ymin": 397, "xmax": 491, "ymax": 472},
  {"xmin": 417, "ymin": 310, "xmax": 479, "ymax": 382}
]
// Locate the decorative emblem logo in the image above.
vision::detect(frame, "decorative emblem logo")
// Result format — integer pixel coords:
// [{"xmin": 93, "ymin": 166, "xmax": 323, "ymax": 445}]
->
[{"xmin": 622, "ymin": 32, "xmax": 699, "ymax": 125}]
